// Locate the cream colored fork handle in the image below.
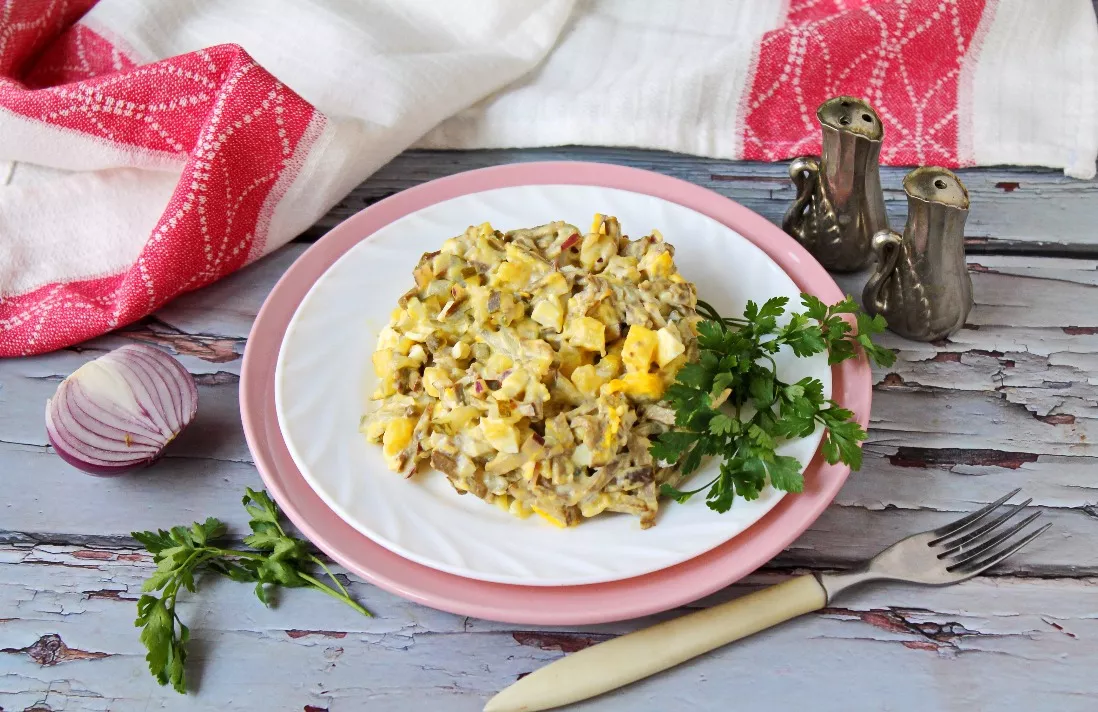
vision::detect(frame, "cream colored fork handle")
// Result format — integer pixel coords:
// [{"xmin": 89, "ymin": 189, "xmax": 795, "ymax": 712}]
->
[{"xmin": 484, "ymin": 575, "xmax": 827, "ymax": 712}]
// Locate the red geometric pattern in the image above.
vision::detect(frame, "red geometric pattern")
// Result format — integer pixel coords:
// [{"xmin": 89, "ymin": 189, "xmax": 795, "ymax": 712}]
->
[
  {"xmin": 0, "ymin": 0, "xmax": 998, "ymax": 357},
  {"xmin": 0, "ymin": 1, "xmax": 321, "ymax": 356},
  {"xmin": 743, "ymin": 0, "xmax": 987, "ymax": 166},
  {"xmin": 0, "ymin": 0, "xmax": 98, "ymax": 79},
  {"xmin": 24, "ymin": 20, "xmax": 136, "ymax": 88}
]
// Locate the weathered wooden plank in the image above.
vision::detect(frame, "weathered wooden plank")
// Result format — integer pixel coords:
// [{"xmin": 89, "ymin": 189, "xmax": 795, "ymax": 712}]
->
[
  {"xmin": 11, "ymin": 350, "xmax": 1091, "ymax": 466},
  {"xmin": 2, "ymin": 361, "xmax": 1093, "ymax": 570},
  {"xmin": 1, "ymin": 545, "xmax": 1095, "ymax": 712},
  {"xmin": 3, "ymin": 249, "xmax": 1095, "ymax": 575},
  {"xmin": 152, "ymin": 245, "xmax": 305, "ymax": 341},
  {"xmin": 6, "ymin": 251, "xmax": 1093, "ymax": 450},
  {"xmin": 309, "ymin": 149, "xmax": 1098, "ymax": 252},
  {"xmin": 2, "ymin": 437, "xmax": 1088, "ymax": 574},
  {"xmin": 5, "ymin": 148, "xmax": 1098, "ymax": 710},
  {"xmin": 0, "ymin": 350, "xmax": 250, "ymax": 464}
]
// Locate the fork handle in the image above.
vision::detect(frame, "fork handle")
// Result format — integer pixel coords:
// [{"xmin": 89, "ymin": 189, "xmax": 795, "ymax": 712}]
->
[{"xmin": 483, "ymin": 575, "xmax": 827, "ymax": 712}]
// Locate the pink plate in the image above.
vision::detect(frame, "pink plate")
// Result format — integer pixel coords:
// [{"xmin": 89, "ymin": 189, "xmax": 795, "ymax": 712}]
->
[{"xmin": 240, "ymin": 161, "xmax": 872, "ymax": 625}]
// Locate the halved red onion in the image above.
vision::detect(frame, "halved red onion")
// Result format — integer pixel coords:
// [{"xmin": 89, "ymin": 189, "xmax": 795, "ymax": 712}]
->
[{"xmin": 45, "ymin": 344, "xmax": 198, "ymax": 476}]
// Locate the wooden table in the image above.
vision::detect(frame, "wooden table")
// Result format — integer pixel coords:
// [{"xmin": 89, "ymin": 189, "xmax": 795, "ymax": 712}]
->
[{"xmin": 3, "ymin": 148, "xmax": 1096, "ymax": 711}]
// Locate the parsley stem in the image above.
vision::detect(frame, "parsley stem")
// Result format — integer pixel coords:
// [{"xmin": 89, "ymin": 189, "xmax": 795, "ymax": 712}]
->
[
  {"xmin": 696, "ymin": 299, "xmax": 748, "ymax": 326},
  {"xmin": 298, "ymin": 571, "xmax": 372, "ymax": 617},
  {"xmin": 670, "ymin": 474, "xmax": 721, "ymax": 498},
  {"xmin": 171, "ymin": 548, "xmax": 213, "ymax": 584},
  {"xmin": 205, "ymin": 547, "xmax": 369, "ymax": 617},
  {"xmin": 695, "ymin": 299, "xmax": 720, "ymax": 321},
  {"xmin": 654, "ymin": 293, "xmax": 890, "ymax": 515},
  {"xmin": 203, "ymin": 547, "xmax": 264, "ymax": 560},
  {"xmin": 310, "ymin": 554, "xmax": 352, "ymax": 600},
  {"xmin": 135, "ymin": 490, "xmax": 379, "ymax": 696}
]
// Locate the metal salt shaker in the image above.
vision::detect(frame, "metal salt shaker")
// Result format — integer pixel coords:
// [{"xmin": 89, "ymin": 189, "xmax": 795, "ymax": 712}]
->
[
  {"xmin": 783, "ymin": 96, "xmax": 888, "ymax": 272},
  {"xmin": 863, "ymin": 167, "xmax": 974, "ymax": 342}
]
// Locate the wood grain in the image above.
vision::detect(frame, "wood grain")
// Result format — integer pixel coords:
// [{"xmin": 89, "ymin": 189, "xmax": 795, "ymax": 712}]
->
[
  {"xmin": 3, "ymin": 250, "xmax": 1090, "ymax": 569},
  {"xmin": 3, "ymin": 150, "xmax": 1097, "ymax": 710},
  {"xmin": 2, "ymin": 545, "xmax": 1096, "ymax": 712},
  {"xmin": 307, "ymin": 149, "xmax": 1098, "ymax": 254}
]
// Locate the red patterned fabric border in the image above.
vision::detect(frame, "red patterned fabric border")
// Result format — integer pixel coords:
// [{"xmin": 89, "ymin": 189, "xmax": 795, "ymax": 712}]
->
[
  {"xmin": 0, "ymin": 1, "xmax": 321, "ymax": 355},
  {"xmin": 743, "ymin": 0, "xmax": 986, "ymax": 166}
]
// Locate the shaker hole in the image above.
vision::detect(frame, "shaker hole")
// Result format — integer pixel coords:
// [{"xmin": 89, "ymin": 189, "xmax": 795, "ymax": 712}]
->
[
  {"xmin": 839, "ymin": 116, "xmax": 851, "ymax": 125},
  {"xmin": 862, "ymin": 113, "xmax": 872, "ymax": 122},
  {"xmin": 934, "ymin": 179, "xmax": 947, "ymax": 189},
  {"xmin": 840, "ymin": 101, "xmax": 851, "ymax": 107}
]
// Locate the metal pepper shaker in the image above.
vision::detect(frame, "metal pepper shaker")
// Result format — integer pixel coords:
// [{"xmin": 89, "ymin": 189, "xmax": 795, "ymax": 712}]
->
[
  {"xmin": 862, "ymin": 166, "xmax": 974, "ymax": 342},
  {"xmin": 782, "ymin": 96, "xmax": 887, "ymax": 272}
]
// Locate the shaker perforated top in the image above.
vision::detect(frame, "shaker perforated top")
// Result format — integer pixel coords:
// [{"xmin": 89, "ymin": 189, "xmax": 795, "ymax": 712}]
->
[
  {"xmin": 816, "ymin": 96, "xmax": 883, "ymax": 140},
  {"xmin": 903, "ymin": 166, "xmax": 970, "ymax": 209}
]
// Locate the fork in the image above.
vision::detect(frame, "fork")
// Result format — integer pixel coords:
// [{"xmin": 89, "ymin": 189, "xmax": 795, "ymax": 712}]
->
[{"xmin": 484, "ymin": 489, "xmax": 1050, "ymax": 712}]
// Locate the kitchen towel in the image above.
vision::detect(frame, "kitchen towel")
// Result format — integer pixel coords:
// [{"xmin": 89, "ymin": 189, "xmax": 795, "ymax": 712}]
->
[{"xmin": 2, "ymin": 0, "xmax": 1096, "ymax": 356}]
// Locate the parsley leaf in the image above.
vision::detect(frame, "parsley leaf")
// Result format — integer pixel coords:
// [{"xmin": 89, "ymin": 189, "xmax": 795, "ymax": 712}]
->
[
  {"xmin": 653, "ymin": 294, "xmax": 892, "ymax": 513},
  {"xmin": 855, "ymin": 311, "xmax": 896, "ymax": 367},
  {"xmin": 804, "ymin": 294, "xmax": 896, "ymax": 368},
  {"xmin": 132, "ymin": 488, "xmax": 371, "ymax": 694},
  {"xmin": 709, "ymin": 413, "xmax": 735, "ymax": 436},
  {"xmin": 767, "ymin": 455, "xmax": 806, "ymax": 493},
  {"xmin": 650, "ymin": 430, "xmax": 696, "ymax": 462}
]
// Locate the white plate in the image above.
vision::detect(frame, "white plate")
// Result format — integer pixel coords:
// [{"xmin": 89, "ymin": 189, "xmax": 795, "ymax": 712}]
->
[{"xmin": 275, "ymin": 185, "xmax": 831, "ymax": 586}]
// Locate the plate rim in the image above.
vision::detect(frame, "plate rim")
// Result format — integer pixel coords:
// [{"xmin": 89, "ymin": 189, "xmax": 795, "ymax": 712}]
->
[
  {"xmin": 272, "ymin": 182, "xmax": 831, "ymax": 586},
  {"xmin": 240, "ymin": 160, "xmax": 872, "ymax": 625}
]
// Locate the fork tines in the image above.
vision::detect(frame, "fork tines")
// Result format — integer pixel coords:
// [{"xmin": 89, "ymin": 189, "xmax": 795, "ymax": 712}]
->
[{"xmin": 929, "ymin": 488, "xmax": 1051, "ymax": 574}]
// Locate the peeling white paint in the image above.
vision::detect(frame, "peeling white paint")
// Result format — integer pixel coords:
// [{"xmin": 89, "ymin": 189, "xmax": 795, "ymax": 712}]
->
[{"xmin": 3, "ymin": 153, "xmax": 1098, "ymax": 711}]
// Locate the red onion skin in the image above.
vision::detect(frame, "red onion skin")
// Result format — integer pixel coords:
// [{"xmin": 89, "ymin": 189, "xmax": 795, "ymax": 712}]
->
[
  {"xmin": 45, "ymin": 344, "xmax": 198, "ymax": 476},
  {"xmin": 46, "ymin": 392, "xmax": 165, "ymax": 476},
  {"xmin": 46, "ymin": 428, "xmax": 164, "ymax": 477}
]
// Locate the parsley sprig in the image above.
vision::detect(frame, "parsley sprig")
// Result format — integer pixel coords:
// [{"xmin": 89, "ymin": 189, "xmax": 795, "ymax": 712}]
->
[
  {"xmin": 653, "ymin": 294, "xmax": 895, "ymax": 513},
  {"xmin": 133, "ymin": 488, "xmax": 370, "ymax": 693}
]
